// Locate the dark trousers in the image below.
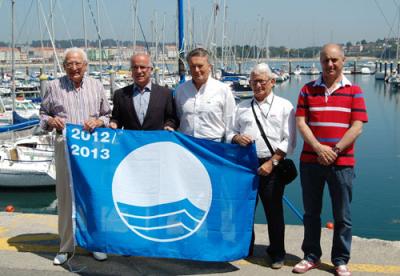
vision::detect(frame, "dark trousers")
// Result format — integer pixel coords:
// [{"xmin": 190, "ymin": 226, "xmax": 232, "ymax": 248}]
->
[
  {"xmin": 300, "ymin": 162, "xmax": 354, "ymax": 266},
  {"xmin": 249, "ymin": 158, "xmax": 286, "ymax": 261}
]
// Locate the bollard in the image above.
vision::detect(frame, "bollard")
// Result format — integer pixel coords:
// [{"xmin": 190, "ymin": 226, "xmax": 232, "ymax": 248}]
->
[
  {"xmin": 39, "ymin": 74, "xmax": 48, "ymax": 98},
  {"xmin": 384, "ymin": 62, "xmax": 388, "ymax": 79},
  {"xmin": 379, "ymin": 61, "xmax": 382, "ymax": 72},
  {"xmin": 154, "ymin": 67, "xmax": 160, "ymax": 85},
  {"xmin": 375, "ymin": 61, "xmax": 378, "ymax": 72},
  {"xmin": 109, "ymin": 70, "xmax": 115, "ymax": 100},
  {"xmin": 238, "ymin": 62, "xmax": 242, "ymax": 74},
  {"xmin": 390, "ymin": 62, "xmax": 393, "ymax": 73},
  {"xmin": 288, "ymin": 61, "xmax": 292, "ymax": 75}
]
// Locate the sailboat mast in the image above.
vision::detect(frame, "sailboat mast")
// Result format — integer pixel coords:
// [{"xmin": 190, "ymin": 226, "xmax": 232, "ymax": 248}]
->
[
  {"xmin": 154, "ymin": 11, "xmax": 158, "ymax": 66},
  {"xmin": 220, "ymin": 0, "xmax": 226, "ymax": 69},
  {"xmin": 130, "ymin": 0, "xmax": 137, "ymax": 54},
  {"xmin": 178, "ymin": 0, "xmax": 185, "ymax": 83},
  {"xmin": 397, "ymin": 6, "xmax": 400, "ymax": 62},
  {"xmin": 82, "ymin": 0, "xmax": 88, "ymax": 52},
  {"xmin": 11, "ymin": 0, "xmax": 16, "ymax": 125},
  {"xmin": 133, "ymin": 0, "xmax": 138, "ymax": 53},
  {"xmin": 36, "ymin": 2, "xmax": 45, "ymax": 67},
  {"xmin": 265, "ymin": 23, "xmax": 270, "ymax": 61},
  {"xmin": 162, "ymin": 13, "xmax": 166, "ymax": 79},
  {"xmin": 50, "ymin": 0, "xmax": 57, "ymax": 75},
  {"xmin": 96, "ymin": 0, "xmax": 102, "ymax": 81}
]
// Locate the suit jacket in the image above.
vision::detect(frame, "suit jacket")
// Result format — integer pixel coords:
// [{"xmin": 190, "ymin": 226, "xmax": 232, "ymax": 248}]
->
[{"xmin": 111, "ymin": 83, "xmax": 179, "ymax": 130}]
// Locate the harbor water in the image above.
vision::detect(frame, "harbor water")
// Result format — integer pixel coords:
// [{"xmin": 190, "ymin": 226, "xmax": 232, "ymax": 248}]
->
[{"xmin": 0, "ymin": 72, "xmax": 399, "ymax": 241}]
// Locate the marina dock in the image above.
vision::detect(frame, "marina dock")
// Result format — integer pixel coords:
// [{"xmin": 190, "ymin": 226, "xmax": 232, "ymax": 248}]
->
[{"xmin": 0, "ymin": 212, "xmax": 399, "ymax": 275}]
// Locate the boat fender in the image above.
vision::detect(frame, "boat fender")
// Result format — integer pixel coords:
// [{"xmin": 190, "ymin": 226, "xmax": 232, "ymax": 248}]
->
[
  {"xmin": 326, "ymin": 221, "xmax": 334, "ymax": 230},
  {"xmin": 9, "ymin": 147, "xmax": 19, "ymax": 161},
  {"xmin": 5, "ymin": 205, "xmax": 15, "ymax": 212}
]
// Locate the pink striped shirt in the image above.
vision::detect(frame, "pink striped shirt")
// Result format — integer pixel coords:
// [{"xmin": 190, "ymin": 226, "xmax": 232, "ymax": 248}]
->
[{"xmin": 40, "ymin": 75, "xmax": 111, "ymax": 131}]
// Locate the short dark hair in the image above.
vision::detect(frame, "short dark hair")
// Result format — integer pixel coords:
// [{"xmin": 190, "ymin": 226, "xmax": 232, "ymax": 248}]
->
[{"xmin": 186, "ymin": 48, "xmax": 211, "ymax": 64}]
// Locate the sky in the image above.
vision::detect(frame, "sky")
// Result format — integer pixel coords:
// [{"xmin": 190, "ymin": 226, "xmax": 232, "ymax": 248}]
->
[{"xmin": 0, "ymin": 0, "xmax": 398, "ymax": 49}]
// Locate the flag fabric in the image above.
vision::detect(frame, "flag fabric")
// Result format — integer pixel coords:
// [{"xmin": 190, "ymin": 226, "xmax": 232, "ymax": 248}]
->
[{"xmin": 65, "ymin": 124, "xmax": 259, "ymax": 262}]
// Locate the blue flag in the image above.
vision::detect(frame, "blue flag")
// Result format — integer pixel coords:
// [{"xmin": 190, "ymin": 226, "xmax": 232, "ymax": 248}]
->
[{"xmin": 66, "ymin": 124, "xmax": 259, "ymax": 262}]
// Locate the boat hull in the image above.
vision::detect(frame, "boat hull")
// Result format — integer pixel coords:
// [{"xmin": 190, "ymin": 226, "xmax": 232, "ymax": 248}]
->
[{"xmin": 0, "ymin": 169, "xmax": 55, "ymax": 187}]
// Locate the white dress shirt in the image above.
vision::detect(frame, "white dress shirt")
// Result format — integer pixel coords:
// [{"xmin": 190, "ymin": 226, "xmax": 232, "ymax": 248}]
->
[
  {"xmin": 175, "ymin": 76, "xmax": 236, "ymax": 141},
  {"xmin": 227, "ymin": 92, "xmax": 296, "ymax": 158}
]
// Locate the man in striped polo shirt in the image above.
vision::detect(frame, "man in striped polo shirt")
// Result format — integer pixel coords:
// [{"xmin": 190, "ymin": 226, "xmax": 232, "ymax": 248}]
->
[
  {"xmin": 40, "ymin": 48, "xmax": 111, "ymax": 265},
  {"xmin": 293, "ymin": 44, "xmax": 368, "ymax": 276}
]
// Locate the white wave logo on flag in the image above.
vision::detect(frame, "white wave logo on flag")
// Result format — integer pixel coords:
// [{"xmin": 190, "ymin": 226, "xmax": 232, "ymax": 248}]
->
[{"xmin": 112, "ymin": 142, "xmax": 212, "ymax": 242}]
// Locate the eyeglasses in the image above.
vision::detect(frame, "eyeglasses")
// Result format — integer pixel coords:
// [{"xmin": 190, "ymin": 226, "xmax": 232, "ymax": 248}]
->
[
  {"xmin": 131, "ymin": 65, "xmax": 152, "ymax": 71},
  {"xmin": 64, "ymin": 62, "xmax": 85, "ymax": 69},
  {"xmin": 250, "ymin": 79, "xmax": 272, "ymax": 85}
]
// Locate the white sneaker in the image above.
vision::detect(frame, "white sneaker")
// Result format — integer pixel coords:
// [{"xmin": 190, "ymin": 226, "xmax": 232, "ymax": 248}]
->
[
  {"xmin": 92, "ymin": 251, "xmax": 107, "ymax": 261},
  {"xmin": 53, "ymin": 252, "xmax": 69, "ymax": 265}
]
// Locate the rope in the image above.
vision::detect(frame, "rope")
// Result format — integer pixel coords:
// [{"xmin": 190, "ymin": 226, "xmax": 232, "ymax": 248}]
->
[
  {"xmin": 56, "ymin": 0, "xmax": 74, "ymax": 47},
  {"xmin": 15, "ymin": 0, "xmax": 35, "ymax": 44},
  {"xmin": 283, "ymin": 195, "xmax": 303, "ymax": 222},
  {"xmin": 66, "ymin": 250, "xmax": 87, "ymax": 273},
  {"xmin": 86, "ymin": 0, "xmax": 103, "ymax": 49},
  {"xmin": 2, "ymin": 159, "xmax": 53, "ymax": 163}
]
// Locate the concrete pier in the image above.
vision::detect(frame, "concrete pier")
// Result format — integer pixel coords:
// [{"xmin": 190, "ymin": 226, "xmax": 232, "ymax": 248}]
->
[{"xmin": 0, "ymin": 212, "xmax": 399, "ymax": 275}]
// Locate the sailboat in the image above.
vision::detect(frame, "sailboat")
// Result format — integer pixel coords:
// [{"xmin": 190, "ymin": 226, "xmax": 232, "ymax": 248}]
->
[
  {"xmin": 0, "ymin": 0, "xmax": 55, "ymax": 187},
  {"xmin": 0, "ymin": 131, "xmax": 55, "ymax": 187}
]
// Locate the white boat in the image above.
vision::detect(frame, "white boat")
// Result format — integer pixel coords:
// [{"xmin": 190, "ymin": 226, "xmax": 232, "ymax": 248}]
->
[
  {"xmin": 293, "ymin": 66, "xmax": 302, "ymax": 75},
  {"xmin": 375, "ymin": 70, "xmax": 392, "ymax": 80},
  {"xmin": 386, "ymin": 72, "xmax": 400, "ymax": 85},
  {"xmin": 343, "ymin": 67, "xmax": 352, "ymax": 75},
  {"xmin": 305, "ymin": 63, "xmax": 320, "ymax": 75},
  {"xmin": 360, "ymin": 67, "xmax": 372, "ymax": 74},
  {"xmin": 0, "ymin": 133, "xmax": 55, "ymax": 187},
  {"xmin": 0, "ymin": 1, "xmax": 54, "ymax": 188},
  {"xmin": 0, "ymin": 98, "xmax": 39, "ymax": 126}
]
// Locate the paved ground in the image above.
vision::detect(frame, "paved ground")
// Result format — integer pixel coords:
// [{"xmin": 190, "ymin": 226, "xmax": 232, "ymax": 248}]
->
[{"xmin": 0, "ymin": 212, "xmax": 399, "ymax": 275}]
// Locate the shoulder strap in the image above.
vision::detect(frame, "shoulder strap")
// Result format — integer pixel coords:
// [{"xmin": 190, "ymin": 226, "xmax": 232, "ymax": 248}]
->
[{"xmin": 251, "ymin": 99, "xmax": 275, "ymax": 155}]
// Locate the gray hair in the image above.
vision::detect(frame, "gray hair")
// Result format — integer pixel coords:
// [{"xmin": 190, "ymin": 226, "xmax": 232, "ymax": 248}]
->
[
  {"xmin": 186, "ymin": 48, "xmax": 211, "ymax": 64},
  {"xmin": 63, "ymin": 47, "xmax": 88, "ymax": 64},
  {"xmin": 250, "ymin": 63, "xmax": 275, "ymax": 79},
  {"xmin": 131, "ymin": 52, "xmax": 153, "ymax": 68}
]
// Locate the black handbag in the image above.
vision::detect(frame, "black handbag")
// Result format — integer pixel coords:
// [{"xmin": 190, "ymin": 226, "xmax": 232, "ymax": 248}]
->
[{"xmin": 251, "ymin": 99, "xmax": 298, "ymax": 185}]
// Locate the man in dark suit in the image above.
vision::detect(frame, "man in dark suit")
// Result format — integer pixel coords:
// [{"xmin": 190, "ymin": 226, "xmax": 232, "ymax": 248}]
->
[{"xmin": 110, "ymin": 53, "xmax": 178, "ymax": 130}]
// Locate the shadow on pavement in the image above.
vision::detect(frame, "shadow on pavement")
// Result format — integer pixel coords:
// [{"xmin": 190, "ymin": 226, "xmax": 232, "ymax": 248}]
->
[
  {"xmin": 7, "ymin": 233, "xmax": 240, "ymax": 275},
  {"xmin": 245, "ymin": 243, "xmax": 335, "ymax": 274}
]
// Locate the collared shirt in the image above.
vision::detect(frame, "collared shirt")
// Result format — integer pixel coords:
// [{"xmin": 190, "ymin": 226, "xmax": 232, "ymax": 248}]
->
[
  {"xmin": 175, "ymin": 76, "xmax": 236, "ymax": 141},
  {"xmin": 39, "ymin": 75, "xmax": 111, "ymax": 131},
  {"xmin": 227, "ymin": 92, "xmax": 296, "ymax": 158},
  {"xmin": 296, "ymin": 74, "xmax": 368, "ymax": 166},
  {"xmin": 133, "ymin": 82, "xmax": 152, "ymax": 125},
  {"xmin": 313, "ymin": 74, "xmax": 352, "ymax": 102}
]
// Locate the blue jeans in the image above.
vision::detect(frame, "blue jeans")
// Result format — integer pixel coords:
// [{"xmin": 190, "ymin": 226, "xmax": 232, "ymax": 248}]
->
[{"xmin": 300, "ymin": 162, "xmax": 354, "ymax": 266}]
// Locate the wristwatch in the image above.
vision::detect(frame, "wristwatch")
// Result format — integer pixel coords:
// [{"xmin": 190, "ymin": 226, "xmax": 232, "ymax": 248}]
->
[
  {"xmin": 332, "ymin": 145, "xmax": 341, "ymax": 154},
  {"xmin": 271, "ymin": 158, "xmax": 279, "ymax": 167}
]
